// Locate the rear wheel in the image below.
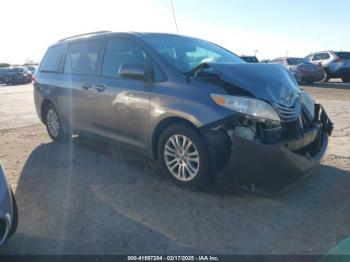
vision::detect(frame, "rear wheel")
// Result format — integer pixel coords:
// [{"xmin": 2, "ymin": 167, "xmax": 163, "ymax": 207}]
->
[
  {"xmin": 341, "ymin": 76, "xmax": 350, "ymax": 83},
  {"xmin": 44, "ymin": 103, "xmax": 70, "ymax": 142},
  {"xmin": 157, "ymin": 123, "xmax": 212, "ymax": 190},
  {"xmin": 322, "ymin": 69, "xmax": 330, "ymax": 82},
  {"xmin": 7, "ymin": 190, "xmax": 18, "ymax": 239}
]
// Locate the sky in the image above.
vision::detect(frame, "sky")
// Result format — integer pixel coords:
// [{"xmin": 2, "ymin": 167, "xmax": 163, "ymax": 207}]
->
[{"xmin": 1, "ymin": 0, "xmax": 349, "ymax": 64}]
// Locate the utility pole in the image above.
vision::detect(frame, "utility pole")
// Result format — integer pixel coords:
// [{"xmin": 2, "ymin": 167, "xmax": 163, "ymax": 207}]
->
[{"xmin": 170, "ymin": 0, "xmax": 179, "ymax": 34}]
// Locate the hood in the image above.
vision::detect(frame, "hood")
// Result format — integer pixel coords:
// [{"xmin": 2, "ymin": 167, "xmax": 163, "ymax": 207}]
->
[{"xmin": 207, "ymin": 62, "xmax": 301, "ymax": 107}]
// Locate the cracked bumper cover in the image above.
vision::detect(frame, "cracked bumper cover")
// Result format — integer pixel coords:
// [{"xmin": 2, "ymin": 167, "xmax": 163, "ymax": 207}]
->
[{"xmin": 204, "ymin": 104, "xmax": 333, "ymax": 192}]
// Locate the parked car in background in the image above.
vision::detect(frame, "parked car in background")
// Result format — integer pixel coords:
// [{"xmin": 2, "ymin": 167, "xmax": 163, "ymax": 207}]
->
[
  {"xmin": 0, "ymin": 67, "xmax": 31, "ymax": 85},
  {"xmin": 34, "ymin": 31, "xmax": 332, "ymax": 192},
  {"xmin": 0, "ymin": 163, "xmax": 18, "ymax": 246},
  {"xmin": 25, "ymin": 65, "xmax": 38, "ymax": 75},
  {"xmin": 305, "ymin": 51, "xmax": 350, "ymax": 82},
  {"xmin": 270, "ymin": 57, "xmax": 324, "ymax": 84},
  {"xmin": 0, "ymin": 68, "xmax": 8, "ymax": 85},
  {"xmin": 241, "ymin": 55, "xmax": 259, "ymax": 63}
]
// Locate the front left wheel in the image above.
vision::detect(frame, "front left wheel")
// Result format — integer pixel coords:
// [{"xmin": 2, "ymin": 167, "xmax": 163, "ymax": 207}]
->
[{"xmin": 157, "ymin": 123, "xmax": 212, "ymax": 190}]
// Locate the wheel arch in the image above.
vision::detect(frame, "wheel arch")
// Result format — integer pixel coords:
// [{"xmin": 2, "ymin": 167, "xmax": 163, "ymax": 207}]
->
[
  {"xmin": 40, "ymin": 99, "xmax": 55, "ymax": 124},
  {"xmin": 151, "ymin": 117, "xmax": 199, "ymax": 160}
]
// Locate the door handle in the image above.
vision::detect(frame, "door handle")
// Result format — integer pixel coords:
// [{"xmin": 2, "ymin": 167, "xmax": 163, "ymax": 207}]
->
[
  {"xmin": 95, "ymin": 84, "xmax": 106, "ymax": 92},
  {"xmin": 82, "ymin": 82, "xmax": 92, "ymax": 90}
]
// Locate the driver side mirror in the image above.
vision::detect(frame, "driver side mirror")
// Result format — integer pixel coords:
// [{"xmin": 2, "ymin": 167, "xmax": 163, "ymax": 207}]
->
[{"xmin": 119, "ymin": 63, "xmax": 145, "ymax": 81}]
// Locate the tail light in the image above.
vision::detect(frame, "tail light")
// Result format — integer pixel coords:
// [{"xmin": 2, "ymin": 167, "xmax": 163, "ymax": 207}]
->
[{"xmin": 32, "ymin": 75, "xmax": 36, "ymax": 82}]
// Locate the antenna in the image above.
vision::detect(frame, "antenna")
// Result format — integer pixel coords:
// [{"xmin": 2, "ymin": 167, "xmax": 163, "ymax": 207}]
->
[{"xmin": 170, "ymin": 0, "xmax": 179, "ymax": 34}]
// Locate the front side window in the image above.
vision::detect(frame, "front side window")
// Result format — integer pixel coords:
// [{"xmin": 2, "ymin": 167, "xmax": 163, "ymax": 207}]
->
[
  {"xmin": 102, "ymin": 38, "xmax": 146, "ymax": 78},
  {"xmin": 152, "ymin": 61, "xmax": 167, "ymax": 82},
  {"xmin": 40, "ymin": 44, "xmax": 66, "ymax": 72},
  {"xmin": 313, "ymin": 53, "xmax": 328, "ymax": 61},
  {"xmin": 312, "ymin": 54, "xmax": 322, "ymax": 61},
  {"xmin": 142, "ymin": 35, "xmax": 244, "ymax": 73},
  {"xmin": 323, "ymin": 53, "xmax": 330, "ymax": 59},
  {"xmin": 64, "ymin": 40, "xmax": 102, "ymax": 75}
]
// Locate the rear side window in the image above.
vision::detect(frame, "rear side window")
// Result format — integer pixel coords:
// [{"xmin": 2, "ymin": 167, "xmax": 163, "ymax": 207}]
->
[
  {"xmin": 102, "ymin": 38, "xmax": 146, "ymax": 78},
  {"xmin": 40, "ymin": 45, "xmax": 66, "ymax": 72},
  {"xmin": 64, "ymin": 40, "xmax": 102, "ymax": 75},
  {"xmin": 313, "ymin": 53, "xmax": 330, "ymax": 61}
]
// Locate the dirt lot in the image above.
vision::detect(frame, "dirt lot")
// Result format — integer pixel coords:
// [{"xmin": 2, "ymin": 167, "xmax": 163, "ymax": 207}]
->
[{"xmin": 0, "ymin": 81, "xmax": 349, "ymax": 255}]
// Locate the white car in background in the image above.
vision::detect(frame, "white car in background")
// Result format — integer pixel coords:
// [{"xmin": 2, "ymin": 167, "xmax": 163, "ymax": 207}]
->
[{"xmin": 305, "ymin": 51, "xmax": 350, "ymax": 82}]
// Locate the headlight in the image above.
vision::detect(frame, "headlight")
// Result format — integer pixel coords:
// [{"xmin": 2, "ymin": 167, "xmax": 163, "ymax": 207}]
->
[{"xmin": 211, "ymin": 94, "xmax": 280, "ymax": 122}]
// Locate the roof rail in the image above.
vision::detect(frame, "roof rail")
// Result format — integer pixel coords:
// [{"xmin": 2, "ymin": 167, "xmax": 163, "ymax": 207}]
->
[{"xmin": 58, "ymin": 31, "xmax": 111, "ymax": 42}]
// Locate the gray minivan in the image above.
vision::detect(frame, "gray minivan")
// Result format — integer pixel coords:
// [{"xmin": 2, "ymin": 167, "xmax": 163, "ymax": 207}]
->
[{"xmin": 34, "ymin": 31, "xmax": 332, "ymax": 192}]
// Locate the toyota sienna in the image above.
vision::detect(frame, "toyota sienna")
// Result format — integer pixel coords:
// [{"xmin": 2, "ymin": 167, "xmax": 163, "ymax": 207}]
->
[{"xmin": 34, "ymin": 31, "xmax": 333, "ymax": 192}]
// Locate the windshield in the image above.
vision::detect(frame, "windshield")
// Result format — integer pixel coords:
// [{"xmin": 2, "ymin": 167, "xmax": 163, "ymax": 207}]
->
[
  {"xmin": 287, "ymin": 58, "xmax": 310, "ymax": 65},
  {"xmin": 142, "ymin": 35, "xmax": 244, "ymax": 73}
]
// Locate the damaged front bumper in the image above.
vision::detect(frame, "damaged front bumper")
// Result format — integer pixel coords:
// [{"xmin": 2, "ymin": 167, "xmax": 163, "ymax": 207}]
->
[{"xmin": 202, "ymin": 104, "xmax": 333, "ymax": 194}]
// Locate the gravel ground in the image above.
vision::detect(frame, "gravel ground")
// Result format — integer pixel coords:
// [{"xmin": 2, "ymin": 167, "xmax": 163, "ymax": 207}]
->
[{"xmin": 0, "ymin": 81, "xmax": 349, "ymax": 255}]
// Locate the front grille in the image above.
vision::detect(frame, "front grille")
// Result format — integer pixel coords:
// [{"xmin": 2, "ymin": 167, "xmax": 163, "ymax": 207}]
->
[{"xmin": 273, "ymin": 99, "xmax": 301, "ymax": 122}]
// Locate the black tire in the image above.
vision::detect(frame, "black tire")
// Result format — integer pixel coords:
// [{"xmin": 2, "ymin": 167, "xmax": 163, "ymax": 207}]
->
[
  {"xmin": 7, "ymin": 190, "xmax": 18, "ymax": 239},
  {"xmin": 157, "ymin": 123, "xmax": 212, "ymax": 190},
  {"xmin": 322, "ymin": 69, "xmax": 330, "ymax": 82},
  {"xmin": 44, "ymin": 103, "xmax": 70, "ymax": 142},
  {"xmin": 341, "ymin": 76, "xmax": 350, "ymax": 83}
]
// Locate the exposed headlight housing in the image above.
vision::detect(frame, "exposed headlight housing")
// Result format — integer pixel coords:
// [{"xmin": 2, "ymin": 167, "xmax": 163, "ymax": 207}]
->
[{"xmin": 211, "ymin": 94, "xmax": 280, "ymax": 122}]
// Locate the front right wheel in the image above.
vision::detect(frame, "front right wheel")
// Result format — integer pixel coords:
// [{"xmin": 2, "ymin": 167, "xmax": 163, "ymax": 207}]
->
[
  {"xmin": 322, "ymin": 69, "xmax": 330, "ymax": 82},
  {"xmin": 157, "ymin": 123, "xmax": 212, "ymax": 190}
]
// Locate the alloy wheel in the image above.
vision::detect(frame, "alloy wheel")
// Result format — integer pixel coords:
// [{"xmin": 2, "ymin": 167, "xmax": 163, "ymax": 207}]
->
[
  {"xmin": 164, "ymin": 134, "xmax": 200, "ymax": 181},
  {"xmin": 46, "ymin": 109, "xmax": 60, "ymax": 138}
]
